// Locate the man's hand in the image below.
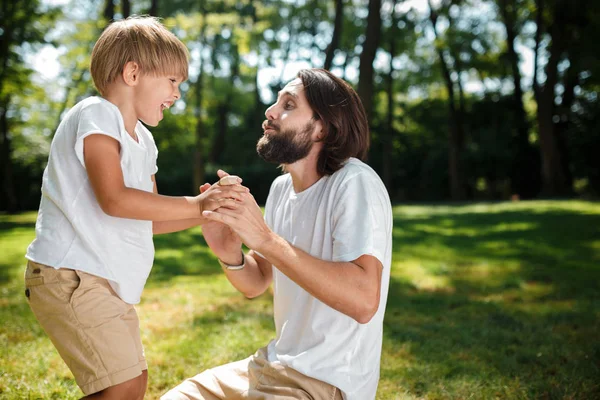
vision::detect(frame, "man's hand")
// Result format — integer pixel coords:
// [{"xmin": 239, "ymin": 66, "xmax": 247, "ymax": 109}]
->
[
  {"xmin": 201, "ymin": 173, "xmax": 272, "ymax": 253},
  {"xmin": 194, "ymin": 174, "xmax": 247, "ymax": 216},
  {"xmin": 198, "ymin": 170, "xmax": 244, "ymax": 265}
]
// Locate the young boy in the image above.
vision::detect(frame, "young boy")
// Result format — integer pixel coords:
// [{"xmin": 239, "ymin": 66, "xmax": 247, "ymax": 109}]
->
[{"xmin": 24, "ymin": 16, "xmax": 245, "ymax": 399}]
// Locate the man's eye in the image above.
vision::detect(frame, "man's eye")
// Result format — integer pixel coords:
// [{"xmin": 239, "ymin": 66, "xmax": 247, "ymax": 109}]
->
[{"xmin": 284, "ymin": 102, "xmax": 294, "ymax": 109}]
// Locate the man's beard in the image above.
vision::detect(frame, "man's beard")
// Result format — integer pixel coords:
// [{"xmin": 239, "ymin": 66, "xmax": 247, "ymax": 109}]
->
[{"xmin": 256, "ymin": 120, "xmax": 315, "ymax": 164}]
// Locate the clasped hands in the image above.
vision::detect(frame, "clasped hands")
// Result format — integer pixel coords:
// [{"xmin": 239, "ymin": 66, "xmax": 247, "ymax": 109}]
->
[{"xmin": 198, "ymin": 169, "xmax": 272, "ymax": 254}]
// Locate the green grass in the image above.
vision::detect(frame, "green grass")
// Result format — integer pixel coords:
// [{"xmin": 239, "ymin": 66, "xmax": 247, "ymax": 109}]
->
[{"xmin": 1, "ymin": 201, "xmax": 599, "ymax": 399}]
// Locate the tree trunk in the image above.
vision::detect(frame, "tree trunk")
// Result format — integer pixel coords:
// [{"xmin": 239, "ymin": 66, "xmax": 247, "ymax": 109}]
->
[
  {"xmin": 428, "ymin": 0, "xmax": 466, "ymax": 200},
  {"xmin": 533, "ymin": 0, "xmax": 544, "ymax": 102},
  {"xmin": 210, "ymin": 42, "xmax": 240, "ymax": 164},
  {"xmin": 324, "ymin": 0, "xmax": 344, "ymax": 71},
  {"xmin": 122, "ymin": 0, "xmax": 131, "ymax": 18},
  {"xmin": 341, "ymin": 51, "xmax": 352, "ymax": 81},
  {"xmin": 103, "ymin": 0, "xmax": 115, "ymax": 22},
  {"xmin": 553, "ymin": 60, "xmax": 579, "ymax": 192},
  {"xmin": 383, "ymin": 0, "xmax": 399, "ymax": 192},
  {"xmin": 535, "ymin": 1, "xmax": 568, "ymax": 196},
  {"xmin": 193, "ymin": 4, "xmax": 208, "ymax": 193},
  {"xmin": 499, "ymin": 0, "xmax": 539, "ymax": 198},
  {"xmin": 210, "ymin": 104, "xmax": 228, "ymax": 164},
  {"xmin": 357, "ymin": 0, "xmax": 382, "ymax": 122},
  {"xmin": 148, "ymin": 0, "xmax": 158, "ymax": 16},
  {"xmin": 0, "ymin": 96, "xmax": 17, "ymax": 212}
]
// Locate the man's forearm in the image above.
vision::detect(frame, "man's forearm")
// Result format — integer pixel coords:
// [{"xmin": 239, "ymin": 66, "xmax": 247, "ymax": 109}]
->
[
  {"xmin": 221, "ymin": 251, "xmax": 272, "ymax": 299},
  {"xmin": 256, "ymin": 233, "xmax": 382, "ymax": 323}
]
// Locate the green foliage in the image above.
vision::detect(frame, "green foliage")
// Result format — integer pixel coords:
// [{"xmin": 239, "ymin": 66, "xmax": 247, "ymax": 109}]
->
[{"xmin": 2, "ymin": 0, "xmax": 600, "ymax": 212}]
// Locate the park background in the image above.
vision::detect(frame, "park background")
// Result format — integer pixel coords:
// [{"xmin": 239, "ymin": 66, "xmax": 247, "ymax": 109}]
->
[{"xmin": 1, "ymin": 0, "xmax": 599, "ymax": 398}]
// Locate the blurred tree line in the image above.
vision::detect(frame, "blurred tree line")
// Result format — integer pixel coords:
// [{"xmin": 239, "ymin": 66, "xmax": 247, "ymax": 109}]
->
[{"xmin": 1, "ymin": 0, "xmax": 599, "ymax": 212}]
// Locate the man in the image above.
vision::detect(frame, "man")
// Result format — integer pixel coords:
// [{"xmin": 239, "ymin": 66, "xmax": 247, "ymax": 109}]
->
[{"xmin": 163, "ymin": 68, "xmax": 393, "ymax": 400}]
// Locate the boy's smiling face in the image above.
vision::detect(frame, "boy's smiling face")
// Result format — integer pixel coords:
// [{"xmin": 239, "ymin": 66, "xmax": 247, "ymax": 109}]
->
[{"xmin": 133, "ymin": 73, "xmax": 183, "ymax": 127}]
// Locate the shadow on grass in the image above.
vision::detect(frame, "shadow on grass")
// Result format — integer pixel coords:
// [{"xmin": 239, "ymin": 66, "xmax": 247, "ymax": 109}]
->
[
  {"xmin": 149, "ymin": 228, "xmax": 220, "ymax": 282},
  {"xmin": 383, "ymin": 278, "xmax": 600, "ymax": 398},
  {"xmin": 393, "ymin": 206, "xmax": 600, "ymax": 299},
  {"xmin": 385, "ymin": 205, "xmax": 600, "ymax": 397},
  {"xmin": 0, "ymin": 262, "xmax": 14, "ymax": 284},
  {"xmin": 192, "ymin": 299, "xmax": 274, "ymax": 332},
  {"xmin": 0, "ymin": 215, "xmax": 37, "ymax": 285},
  {"xmin": 0, "ymin": 219, "xmax": 36, "ymax": 231}
]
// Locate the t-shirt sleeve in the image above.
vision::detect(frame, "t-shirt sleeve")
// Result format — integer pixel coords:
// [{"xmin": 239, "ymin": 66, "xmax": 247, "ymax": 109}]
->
[
  {"xmin": 146, "ymin": 130, "xmax": 159, "ymax": 175},
  {"xmin": 74, "ymin": 102, "xmax": 122, "ymax": 168},
  {"xmin": 331, "ymin": 171, "xmax": 391, "ymax": 268},
  {"xmin": 150, "ymin": 144, "xmax": 158, "ymax": 175}
]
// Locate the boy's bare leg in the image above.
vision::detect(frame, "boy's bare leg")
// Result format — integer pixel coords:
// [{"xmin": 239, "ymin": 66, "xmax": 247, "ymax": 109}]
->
[{"xmin": 83, "ymin": 370, "xmax": 148, "ymax": 400}]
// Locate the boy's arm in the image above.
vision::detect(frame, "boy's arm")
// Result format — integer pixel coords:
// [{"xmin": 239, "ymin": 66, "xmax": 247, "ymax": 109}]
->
[
  {"xmin": 84, "ymin": 134, "xmax": 245, "ymax": 222},
  {"xmin": 151, "ymin": 176, "xmax": 204, "ymax": 234}
]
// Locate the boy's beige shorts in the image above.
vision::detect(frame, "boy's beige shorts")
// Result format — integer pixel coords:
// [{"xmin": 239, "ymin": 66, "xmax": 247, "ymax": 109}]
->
[{"xmin": 24, "ymin": 260, "xmax": 146, "ymax": 395}]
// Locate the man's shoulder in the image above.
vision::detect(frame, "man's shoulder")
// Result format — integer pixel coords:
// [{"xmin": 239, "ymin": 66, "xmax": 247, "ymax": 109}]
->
[
  {"xmin": 332, "ymin": 158, "xmax": 379, "ymax": 182},
  {"xmin": 272, "ymin": 172, "xmax": 292, "ymax": 187},
  {"xmin": 329, "ymin": 158, "xmax": 389, "ymax": 201},
  {"xmin": 266, "ymin": 173, "xmax": 292, "ymax": 200}
]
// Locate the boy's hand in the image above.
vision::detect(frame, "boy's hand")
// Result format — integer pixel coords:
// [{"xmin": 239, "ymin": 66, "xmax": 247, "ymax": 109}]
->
[{"xmin": 195, "ymin": 174, "xmax": 247, "ymax": 215}]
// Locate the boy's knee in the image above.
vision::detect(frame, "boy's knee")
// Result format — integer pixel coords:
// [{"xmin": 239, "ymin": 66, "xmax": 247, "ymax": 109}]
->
[
  {"xmin": 91, "ymin": 372, "xmax": 147, "ymax": 400},
  {"xmin": 126, "ymin": 372, "xmax": 147, "ymax": 400}
]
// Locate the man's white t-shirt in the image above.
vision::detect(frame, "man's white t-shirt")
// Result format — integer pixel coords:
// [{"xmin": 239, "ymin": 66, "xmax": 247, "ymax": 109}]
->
[
  {"xmin": 263, "ymin": 158, "xmax": 393, "ymax": 400},
  {"xmin": 26, "ymin": 96, "xmax": 158, "ymax": 304}
]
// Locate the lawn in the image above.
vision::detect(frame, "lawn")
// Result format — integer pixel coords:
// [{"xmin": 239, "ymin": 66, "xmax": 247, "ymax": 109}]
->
[{"xmin": 1, "ymin": 201, "xmax": 599, "ymax": 399}]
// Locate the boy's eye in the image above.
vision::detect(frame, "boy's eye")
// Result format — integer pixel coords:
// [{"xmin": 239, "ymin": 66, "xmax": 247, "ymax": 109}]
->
[
  {"xmin": 170, "ymin": 79, "xmax": 177, "ymax": 83},
  {"xmin": 284, "ymin": 102, "xmax": 294, "ymax": 109}
]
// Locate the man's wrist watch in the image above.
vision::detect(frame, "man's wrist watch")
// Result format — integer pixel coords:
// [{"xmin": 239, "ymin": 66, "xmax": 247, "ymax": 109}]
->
[{"xmin": 218, "ymin": 252, "xmax": 245, "ymax": 271}]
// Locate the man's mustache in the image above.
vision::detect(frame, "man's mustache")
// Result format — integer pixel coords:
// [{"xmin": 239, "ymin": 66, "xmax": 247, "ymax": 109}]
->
[{"xmin": 262, "ymin": 120, "xmax": 280, "ymax": 131}]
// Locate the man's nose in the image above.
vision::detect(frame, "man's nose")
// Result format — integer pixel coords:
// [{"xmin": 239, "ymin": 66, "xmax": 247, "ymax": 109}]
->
[{"xmin": 265, "ymin": 105, "xmax": 277, "ymax": 120}]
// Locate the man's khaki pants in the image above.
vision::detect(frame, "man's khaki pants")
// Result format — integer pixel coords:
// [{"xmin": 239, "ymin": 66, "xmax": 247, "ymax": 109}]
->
[{"xmin": 162, "ymin": 347, "xmax": 343, "ymax": 400}]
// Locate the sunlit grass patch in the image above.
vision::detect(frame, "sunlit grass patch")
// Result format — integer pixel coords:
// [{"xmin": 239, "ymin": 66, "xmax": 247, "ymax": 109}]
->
[{"xmin": 1, "ymin": 200, "xmax": 599, "ymax": 399}]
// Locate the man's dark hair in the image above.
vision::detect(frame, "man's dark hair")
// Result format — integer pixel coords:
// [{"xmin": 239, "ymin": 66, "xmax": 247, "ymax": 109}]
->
[{"xmin": 297, "ymin": 68, "xmax": 370, "ymax": 175}]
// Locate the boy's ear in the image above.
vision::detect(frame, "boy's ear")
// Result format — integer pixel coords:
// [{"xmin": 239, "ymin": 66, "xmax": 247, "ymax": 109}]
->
[{"xmin": 122, "ymin": 61, "xmax": 140, "ymax": 86}]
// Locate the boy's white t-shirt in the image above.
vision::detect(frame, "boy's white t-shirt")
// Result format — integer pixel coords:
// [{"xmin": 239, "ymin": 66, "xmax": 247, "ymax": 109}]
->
[
  {"xmin": 26, "ymin": 96, "xmax": 158, "ymax": 304},
  {"xmin": 263, "ymin": 158, "xmax": 393, "ymax": 400}
]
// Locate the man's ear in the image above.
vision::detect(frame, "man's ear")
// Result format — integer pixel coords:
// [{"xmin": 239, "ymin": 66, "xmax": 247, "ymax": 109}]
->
[
  {"xmin": 122, "ymin": 61, "xmax": 141, "ymax": 87},
  {"xmin": 313, "ymin": 119, "xmax": 325, "ymax": 141}
]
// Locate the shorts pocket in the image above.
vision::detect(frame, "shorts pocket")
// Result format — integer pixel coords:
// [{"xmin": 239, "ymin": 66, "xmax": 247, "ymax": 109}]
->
[
  {"xmin": 25, "ymin": 276, "xmax": 44, "ymax": 287},
  {"xmin": 57, "ymin": 268, "xmax": 82, "ymax": 303},
  {"xmin": 24, "ymin": 262, "xmax": 45, "ymax": 287}
]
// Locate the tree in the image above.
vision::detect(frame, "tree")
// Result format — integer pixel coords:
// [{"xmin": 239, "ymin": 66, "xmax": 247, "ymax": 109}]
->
[
  {"xmin": 357, "ymin": 0, "xmax": 382, "ymax": 122},
  {"xmin": 0, "ymin": 0, "xmax": 59, "ymax": 211},
  {"xmin": 427, "ymin": 0, "xmax": 467, "ymax": 200},
  {"xmin": 497, "ymin": 0, "xmax": 540, "ymax": 198},
  {"xmin": 193, "ymin": 2, "xmax": 209, "ymax": 193},
  {"xmin": 531, "ymin": 0, "xmax": 593, "ymax": 195},
  {"xmin": 324, "ymin": 0, "xmax": 344, "ymax": 71},
  {"xmin": 382, "ymin": 0, "xmax": 401, "ymax": 191}
]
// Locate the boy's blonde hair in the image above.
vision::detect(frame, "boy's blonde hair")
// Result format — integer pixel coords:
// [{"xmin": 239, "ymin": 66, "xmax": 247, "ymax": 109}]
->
[{"xmin": 90, "ymin": 16, "xmax": 189, "ymax": 96}]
